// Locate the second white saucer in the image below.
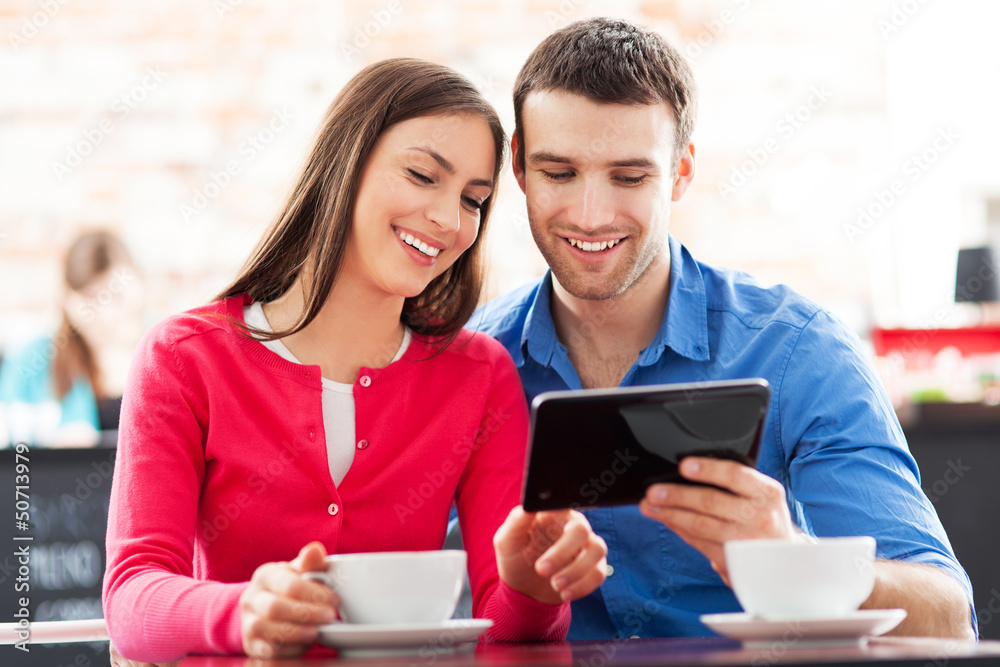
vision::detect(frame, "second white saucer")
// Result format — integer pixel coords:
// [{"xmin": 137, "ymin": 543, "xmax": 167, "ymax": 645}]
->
[{"xmin": 700, "ymin": 608, "xmax": 907, "ymax": 648}]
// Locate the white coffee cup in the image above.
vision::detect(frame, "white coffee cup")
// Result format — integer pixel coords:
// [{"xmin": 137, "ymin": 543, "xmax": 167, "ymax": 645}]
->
[
  {"xmin": 303, "ymin": 550, "xmax": 466, "ymax": 625},
  {"xmin": 724, "ymin": 536, "xmax": 876, "ymax": 620}
]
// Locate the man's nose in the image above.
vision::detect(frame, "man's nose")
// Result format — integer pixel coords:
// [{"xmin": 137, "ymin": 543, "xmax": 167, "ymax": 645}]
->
[{"xmin": 572, "ymin": 180, "xmax": 615, "ymax": 231}]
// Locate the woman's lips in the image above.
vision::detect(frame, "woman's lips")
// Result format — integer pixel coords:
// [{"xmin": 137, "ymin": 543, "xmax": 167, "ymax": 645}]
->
[{"xmin": 395, "ymin": 227, "xmax": 444, "ymax": 257}]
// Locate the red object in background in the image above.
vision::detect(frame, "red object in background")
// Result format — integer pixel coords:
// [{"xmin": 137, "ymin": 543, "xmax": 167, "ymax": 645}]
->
[{"xmin": 871, "ymin": 326, "xmax": 1000, "ymax": 357}]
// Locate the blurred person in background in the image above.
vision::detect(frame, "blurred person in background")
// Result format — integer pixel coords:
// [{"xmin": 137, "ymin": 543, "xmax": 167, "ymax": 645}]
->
[{"xmin": 0, "ymin": 230, "xmax": 145, "ymax": 447}]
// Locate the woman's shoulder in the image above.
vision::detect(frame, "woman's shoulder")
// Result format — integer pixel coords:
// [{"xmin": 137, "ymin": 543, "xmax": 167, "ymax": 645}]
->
[{"xmin": 138, "ymin": 295, "xmax": 247, "ymax": 352}]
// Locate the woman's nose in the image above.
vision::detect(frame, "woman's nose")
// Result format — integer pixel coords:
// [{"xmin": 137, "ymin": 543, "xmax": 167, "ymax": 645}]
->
[{"xmin": 425, "ymin": 195, "xmax": 462, "ymax": 233}]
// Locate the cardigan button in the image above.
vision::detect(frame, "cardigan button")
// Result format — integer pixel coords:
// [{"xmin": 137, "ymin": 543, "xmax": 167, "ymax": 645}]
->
[
  {"xmin": 357, "ymin": 439, "xmax": 369, "ymax": 450},
  {"xmin": 328, "ymin": 503, "xmax": 339, "ymax": 516},
  {"xmin": 359, "ymin": 375, "xmax": 372, "ymax": 387}
]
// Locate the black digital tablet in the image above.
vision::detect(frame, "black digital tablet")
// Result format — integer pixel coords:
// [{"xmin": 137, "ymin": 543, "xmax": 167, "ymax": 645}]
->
[{"xmin": 521, "ymin": 378, "xmax": 771, "ymax": 511}]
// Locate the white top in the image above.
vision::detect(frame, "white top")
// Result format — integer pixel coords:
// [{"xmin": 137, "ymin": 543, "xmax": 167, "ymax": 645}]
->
[{"xmin": 244, "ymin": 302, "xmax": 412, "ymax": 487}]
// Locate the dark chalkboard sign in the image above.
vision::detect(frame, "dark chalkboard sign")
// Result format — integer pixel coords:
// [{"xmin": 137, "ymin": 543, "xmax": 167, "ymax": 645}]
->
[{"xmin": 1, "ymin": 441, "xmax": 115, "ymax": 665}]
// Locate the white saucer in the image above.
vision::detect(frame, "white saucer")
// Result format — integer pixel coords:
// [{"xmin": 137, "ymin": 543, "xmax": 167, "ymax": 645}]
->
[
  {"xmin": 700, "ymin": 609, "xmax": 907, "ymax": 648},
  {"xmin": 316, "ymin": 618, "xmax": 493, "ymax": 655}
]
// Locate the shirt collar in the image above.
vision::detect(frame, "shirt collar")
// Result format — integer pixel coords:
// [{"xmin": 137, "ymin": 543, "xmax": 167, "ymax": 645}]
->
[
  {"xmin": 519, "ymin": 271, "xmax": 559, "ymax": 368},
  {"xmin": 657, "ymin": 235, "xmax": 711, "ymax": 363},
  {"xmin": 520, "ymin": 235, "xmax": 711, "ymax": 368}
]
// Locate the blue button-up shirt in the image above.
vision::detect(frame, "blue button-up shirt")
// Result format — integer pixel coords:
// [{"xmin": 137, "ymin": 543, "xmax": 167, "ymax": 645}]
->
[{"xmin": 471, "ymin": 235, "xmax": 975, "ymax": 639}]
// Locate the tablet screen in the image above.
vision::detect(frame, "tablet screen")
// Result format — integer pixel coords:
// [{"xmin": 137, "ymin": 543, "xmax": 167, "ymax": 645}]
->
[{"xmin": 522, "ymin": 379, "xmax": 770, "ymax": 511}]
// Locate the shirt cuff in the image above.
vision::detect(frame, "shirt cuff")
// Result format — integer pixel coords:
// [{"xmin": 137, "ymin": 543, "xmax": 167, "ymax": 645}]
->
[
  {"xmin": 114, "ymin": 576, "xmax": 249, "ymax": 660},
  {"xmin": 482, "ymin": 579, "xmax": 571, "ymax": 642}
]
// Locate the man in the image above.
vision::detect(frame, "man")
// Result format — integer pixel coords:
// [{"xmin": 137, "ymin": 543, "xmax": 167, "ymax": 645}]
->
[{"xmin": 473, "ymin": 17, "xmax": 975, "ymax": 640}]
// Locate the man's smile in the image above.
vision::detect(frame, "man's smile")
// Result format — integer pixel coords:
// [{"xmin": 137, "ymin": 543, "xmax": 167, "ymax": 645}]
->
[{"xmin": 565, "ymin": 237, "xmax": 623, "ymax": 252}]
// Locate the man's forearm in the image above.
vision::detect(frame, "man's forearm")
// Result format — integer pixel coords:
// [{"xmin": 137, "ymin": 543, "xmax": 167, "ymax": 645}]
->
[{"xmin": 861, "ymin": 560, "xmax": 975, "ymax": 640}]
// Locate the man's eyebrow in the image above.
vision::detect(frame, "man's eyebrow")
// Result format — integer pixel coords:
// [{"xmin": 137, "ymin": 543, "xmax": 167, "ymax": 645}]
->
[
  {"xmin": 607, "ymin": 158, "xmax": 656, "ymax": 169},
  {"xmin": 409, "ymin": 147, "xmax": 492, "ymax": 188},
  {"xmin": 528, "ymin": 152, "xmax": 657, "ymax": 170},
  {"xmin": 528, "ymin": 151, "xmax": 573, "ymax": 165}
]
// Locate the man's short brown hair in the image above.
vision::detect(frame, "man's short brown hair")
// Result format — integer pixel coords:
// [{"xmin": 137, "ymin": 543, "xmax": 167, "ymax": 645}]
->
[{"xmin": 513, "ymin": 17, "xmax": 698, "ymax": 170}]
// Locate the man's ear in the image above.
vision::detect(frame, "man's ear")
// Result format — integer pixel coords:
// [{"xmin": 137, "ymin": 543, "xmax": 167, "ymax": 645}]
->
[
  {"xmin": 671, "ymin": 142, "xmax": 695, "ymax": 202},
  {"xmin": 511, "ymin": 133, "xmax": 527, "ymax": 195}
]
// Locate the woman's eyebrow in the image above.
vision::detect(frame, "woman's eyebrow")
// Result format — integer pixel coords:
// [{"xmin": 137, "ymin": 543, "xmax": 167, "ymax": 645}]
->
[{"xmin": 409, "ymin": 146, "xmax": 492, "ymax": 187}]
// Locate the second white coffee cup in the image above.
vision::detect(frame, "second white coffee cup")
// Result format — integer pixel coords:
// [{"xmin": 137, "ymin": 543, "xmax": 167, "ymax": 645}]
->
[
  {"xmin": 303, "ymin": 550, "xmax": 467, "ymax": 625},
  {"xmin": 724, "ymin": 536, "xmax": 876, "ymax": 620}
]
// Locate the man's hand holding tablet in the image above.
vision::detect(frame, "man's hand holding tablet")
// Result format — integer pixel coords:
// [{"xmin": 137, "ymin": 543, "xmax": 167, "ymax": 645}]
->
[{"xmin": 519, "ymin": 378, "xmax": 810, "ymax": 584}]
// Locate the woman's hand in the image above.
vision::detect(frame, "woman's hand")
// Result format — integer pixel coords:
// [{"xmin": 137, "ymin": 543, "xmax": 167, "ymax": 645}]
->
[
  {"xmin": 238, "ymin": 541, "xmax": 339, "ymax": 658},
  {"xmin": 494, "ymin": 506, "xmax": 608, "ymax": 605}
]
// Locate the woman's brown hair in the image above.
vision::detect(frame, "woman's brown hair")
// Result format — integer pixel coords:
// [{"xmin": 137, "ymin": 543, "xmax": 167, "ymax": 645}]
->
[
  {"xmin": 217, "ymin": 58, "xmax": 507, "ymax": 348},
  {"xmin": 52, "ymin": 230, "xmax": 133, "ymax": 400}
]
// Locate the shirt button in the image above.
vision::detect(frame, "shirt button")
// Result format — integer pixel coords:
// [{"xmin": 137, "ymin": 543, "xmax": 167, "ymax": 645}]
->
[
  {"xmin": 629, "ymin": 635, "xmax": 640, "ymax": 640},
  {"xmin": 328, "ymin": 503, "xmax": 339, "ymax": 516},
  {"xmin": 357, "ymin": 439, "xmax": 369, "ymax": 450},
  {"xmin": 606, "ymin": 564, "xmax": 615, "ymax": 577},
  {"xmin": 359, "ymin": 375, "xmax": 372, "ymax": 387},
  {"xmin": 309, "ymin": 430, "xmax": 315, "ymax": 440}
]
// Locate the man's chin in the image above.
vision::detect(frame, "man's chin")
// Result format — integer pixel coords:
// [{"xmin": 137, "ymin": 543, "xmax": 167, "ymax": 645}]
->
[
  {"xmin": 552, "ymin": 271, "xmax": 625, "ymax": 301},
  {"xmin": 568, "ymin": 288, "xmax": 621, "ymax": 301}
]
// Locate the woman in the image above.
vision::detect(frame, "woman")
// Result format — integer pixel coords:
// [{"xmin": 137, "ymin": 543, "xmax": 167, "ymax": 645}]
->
[
  {"xmin": 103, "ymin": 58, "xmax": 607, "ymax": 662},
  {"xmin": 0, "ymin": 230, "xmax": 143, "ymax": 446}
]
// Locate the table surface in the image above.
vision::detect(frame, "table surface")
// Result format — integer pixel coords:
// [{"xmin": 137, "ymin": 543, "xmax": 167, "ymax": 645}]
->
[{"xmin": 173, "ymin": 636, "xmax": 1000, "ymax": 667}]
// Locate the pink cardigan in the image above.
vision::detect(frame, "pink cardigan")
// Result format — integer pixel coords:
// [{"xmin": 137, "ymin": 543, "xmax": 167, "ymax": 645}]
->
[{"xmin": 103, "ymin": 295, "xmax": 569, "ymax": 660}]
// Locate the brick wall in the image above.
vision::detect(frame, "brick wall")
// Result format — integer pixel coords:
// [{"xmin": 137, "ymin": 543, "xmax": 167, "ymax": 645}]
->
[{"xmin": 1, "ymin": 0, "xmax": 995, "ymax": 359}]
